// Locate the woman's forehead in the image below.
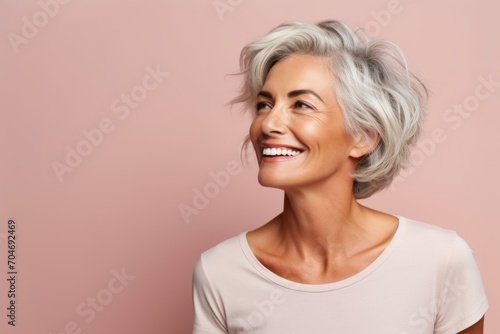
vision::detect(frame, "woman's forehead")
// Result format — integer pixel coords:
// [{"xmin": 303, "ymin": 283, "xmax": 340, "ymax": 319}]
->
[{"xmin": 261, "ymin": 54, "xmax": 334, "ymax": 97}]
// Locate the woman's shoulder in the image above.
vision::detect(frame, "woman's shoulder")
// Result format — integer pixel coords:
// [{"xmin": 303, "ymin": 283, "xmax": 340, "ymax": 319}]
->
[
  {"xmin": 195, "ymin": 232, "xmax": 248, "ymax": 276},
  {"xmin": 397, "ymin": 216, "xmax": 477, "ymax": 267},
  {"xmin": 399, "ymin": 216, "xmax": 458, "ymax": 242},
  {"xmin": 201, "ymin": 232, "xmax": 245, "ymax": 257}
]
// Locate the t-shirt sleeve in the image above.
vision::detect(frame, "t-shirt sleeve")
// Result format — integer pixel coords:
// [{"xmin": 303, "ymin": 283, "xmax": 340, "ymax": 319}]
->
[
  {"xmin": 434, "ymin": 234, "xmax": 489, "ymax": 334},
  {"xmin": 192, "ymin": 255, "xmax": 227, "ymax": 334}
]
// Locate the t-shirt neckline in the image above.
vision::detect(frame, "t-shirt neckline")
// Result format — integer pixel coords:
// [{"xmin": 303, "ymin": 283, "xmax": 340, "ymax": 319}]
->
[{"xmin": 239, "ymin": 215, "xmax": 406, "ymax": 292}]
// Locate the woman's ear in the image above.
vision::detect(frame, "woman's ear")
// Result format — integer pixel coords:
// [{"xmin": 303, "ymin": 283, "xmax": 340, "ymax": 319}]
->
[{"xmin": 349, "ymin": 130, "xmax": 381, "ymax": 159}]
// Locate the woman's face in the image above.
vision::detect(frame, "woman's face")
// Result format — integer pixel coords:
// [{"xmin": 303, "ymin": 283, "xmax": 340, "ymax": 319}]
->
[{"xmin": 249, "ymin": 53, "xmax": 366, "ymax": 191}]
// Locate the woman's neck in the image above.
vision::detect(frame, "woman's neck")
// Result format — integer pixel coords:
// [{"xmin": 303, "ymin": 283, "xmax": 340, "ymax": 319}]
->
[{"xmin": 274, "ymin": 184, "xmax": 396, "ymax": 263}]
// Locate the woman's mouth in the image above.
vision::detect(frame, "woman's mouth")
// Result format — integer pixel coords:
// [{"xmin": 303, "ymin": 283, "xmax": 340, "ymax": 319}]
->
[{"xmin": 262, "ymin": 147, "xmax": 303, "ymax": 157}]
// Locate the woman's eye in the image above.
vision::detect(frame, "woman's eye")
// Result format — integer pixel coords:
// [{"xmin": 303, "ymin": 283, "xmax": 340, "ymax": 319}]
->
[
  {"xmin": 256, "ymin": 101, "xmax": 271, "ymax": 111},
  {"xmin": 295, "ymin": 101, "xmax": 312, "ymax": 110}
]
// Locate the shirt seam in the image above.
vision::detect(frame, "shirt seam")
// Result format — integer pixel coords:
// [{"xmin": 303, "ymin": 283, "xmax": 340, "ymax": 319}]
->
[
  {"xmin": 238, "ymin": 216, "xmax": 406, "ymax": 293},
  {"xmin": 434, "ymin": 297, "xmax": 488, "ymax": 333},
  {"xmin": 199, "ymin": 254, "xmax": 228, "ymax": 331}
]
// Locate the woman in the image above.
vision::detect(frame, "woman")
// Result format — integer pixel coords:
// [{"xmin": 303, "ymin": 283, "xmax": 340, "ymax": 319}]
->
[{"xmin": 192, "ymin": 20, "xmax": 488, "ymax": 333}]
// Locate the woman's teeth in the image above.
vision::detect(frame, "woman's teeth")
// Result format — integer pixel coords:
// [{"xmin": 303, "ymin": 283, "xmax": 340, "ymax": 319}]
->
[{"xmin": 262, "ymin": 147, "xmax": 301, "ymax": 156}]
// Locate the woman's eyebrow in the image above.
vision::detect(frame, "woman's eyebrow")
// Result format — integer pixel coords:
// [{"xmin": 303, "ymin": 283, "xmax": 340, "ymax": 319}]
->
[
  {"xmin": 288, "ymin": 89, "xmax": 324, "ymax": 103},
  {"xmin": 257, "ymin": 89, "xmax": 324, "ymax": 103},
  {"xmin": 257, "ymin": 90, "xmax": 273, "ymax": 99}
]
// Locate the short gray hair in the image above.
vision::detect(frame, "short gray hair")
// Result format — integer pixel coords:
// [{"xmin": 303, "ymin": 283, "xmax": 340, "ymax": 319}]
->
[{"xmin": 231, "ymin": 20, "xmax": 428, "ymax": 199}]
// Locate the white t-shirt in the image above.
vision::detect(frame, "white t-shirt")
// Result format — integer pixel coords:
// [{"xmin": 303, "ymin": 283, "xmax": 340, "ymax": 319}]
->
[{"xmin": 192, "ymin": 217, "xmax": 488, "ymax": 334}]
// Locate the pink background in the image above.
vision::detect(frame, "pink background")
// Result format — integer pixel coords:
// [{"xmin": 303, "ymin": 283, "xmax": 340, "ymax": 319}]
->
[{"xmin": 1, "ymin": 0, "xmax": 499, "ymax": 333}]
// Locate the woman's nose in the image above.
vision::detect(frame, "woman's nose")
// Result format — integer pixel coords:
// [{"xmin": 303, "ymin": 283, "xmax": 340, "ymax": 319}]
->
[{"xmin": 261, "ymin": 107, "xmax": 287, "ymax": 136}]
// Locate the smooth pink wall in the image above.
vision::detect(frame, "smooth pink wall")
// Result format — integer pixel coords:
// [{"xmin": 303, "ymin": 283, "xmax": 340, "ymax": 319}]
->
[{"xmin": 1, "ymin": 0, "xmax": 498, "ymax": 333}]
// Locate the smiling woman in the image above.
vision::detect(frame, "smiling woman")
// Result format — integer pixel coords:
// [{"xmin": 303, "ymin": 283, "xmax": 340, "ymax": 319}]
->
[
  {"xmin": 250, "ymin": 54, "xmax": 365, "ymax": 192},
  {"xmin": 192, "ymin": 20, "xmax": 488, "ymax": 334}
]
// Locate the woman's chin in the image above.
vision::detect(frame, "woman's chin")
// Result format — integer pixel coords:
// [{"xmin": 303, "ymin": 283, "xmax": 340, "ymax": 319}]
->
[
  {"xmin": 257, "ymin": 174, "xmax": 286, "ymax": 189},
  {"xmin": 257, "ymin": 173, "xmax": 301, "ymax": 190}
]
